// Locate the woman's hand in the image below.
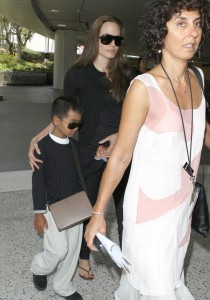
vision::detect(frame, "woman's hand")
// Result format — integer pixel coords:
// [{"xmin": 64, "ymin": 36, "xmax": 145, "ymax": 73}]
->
[
  {"xmin": 28, "ymin": 123, "xmax": 53, "ymax": 171},
  {"xmin": 98, "ymin": 133, "xmax": 118, "ymax": 157},
  {"xmin": 85, "ymin": 214, "xmax": 106, "ymax": 251},
  {"xmin": 28, "ymin": 138, "xmax": 42, "ymax": 171}
]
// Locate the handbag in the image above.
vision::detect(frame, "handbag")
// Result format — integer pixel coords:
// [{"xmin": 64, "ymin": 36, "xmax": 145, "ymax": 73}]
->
[
  {"xmin": 190, "ymin": 67, "xmax": 210, "ymax": 237},
  {"xmin": 49, "ymin": 139, "xmax": 92, "ymax": 231},
  {"xmin": 191, "ymin": 182, "xmax": 209, "ymax": 237}
]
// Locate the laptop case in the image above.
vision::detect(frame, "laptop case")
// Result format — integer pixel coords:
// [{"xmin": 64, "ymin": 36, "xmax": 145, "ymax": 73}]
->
[{"xmin": 49, "ymin": 191, "xmax": 92, "ymax": 231}]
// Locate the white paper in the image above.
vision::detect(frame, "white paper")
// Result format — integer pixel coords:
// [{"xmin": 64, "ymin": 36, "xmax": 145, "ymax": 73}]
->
[{"xmin": 96, "ymin": 233, "xmax": 131, "ymax": 272}]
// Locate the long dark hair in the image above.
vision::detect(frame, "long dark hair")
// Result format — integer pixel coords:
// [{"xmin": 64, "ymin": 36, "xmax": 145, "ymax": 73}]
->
[
  {"xmin": 139, "ymin": 0, "xmax": 210, "ymax": 63},
  {"xmin": 71, "ymin": 15, "xmax": 131, "ymax": 103}
]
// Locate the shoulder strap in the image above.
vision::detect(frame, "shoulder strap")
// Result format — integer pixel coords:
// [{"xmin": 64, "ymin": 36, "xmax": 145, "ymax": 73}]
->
[
  {"xmin": 69, "ymin": 139, "xmax": 87, "ymax": 194},
  {"xmin": 191, "ymin": 66, "xmax": 210, "ymax": 124},
  {"xmin": 190, "ymin": 66, "xmax": 204, "ymax": 91}
]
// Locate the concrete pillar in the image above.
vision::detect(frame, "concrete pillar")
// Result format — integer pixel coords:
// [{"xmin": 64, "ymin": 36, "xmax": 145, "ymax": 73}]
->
[{"xmin": 53, "ymin": 29, "xmax": 78, "ymax": 89}]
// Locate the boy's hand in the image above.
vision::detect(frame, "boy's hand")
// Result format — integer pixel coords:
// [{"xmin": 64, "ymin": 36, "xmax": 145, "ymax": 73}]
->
[
  {"xmin": 96, "ymin": 145, "xmax": 109, "ymax": 158},
  {"xmin": 98, "ymin": 133, "xmax": 118, "ymax": 157},
  {"xmin": 34, "ymin": 213, "xmax": 48, "ymax": 235}
]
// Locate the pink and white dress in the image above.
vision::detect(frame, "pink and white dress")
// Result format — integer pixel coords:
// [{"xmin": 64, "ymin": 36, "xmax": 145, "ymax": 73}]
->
[{"xmin": 116, "ymin": 69, "xmax": 206, "ymax": 300}]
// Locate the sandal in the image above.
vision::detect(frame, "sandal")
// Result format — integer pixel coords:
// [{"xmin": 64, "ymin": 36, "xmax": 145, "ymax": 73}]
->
[{"xmin": 78, "ymin": 265, "xmax": 94, "ymax": 280}]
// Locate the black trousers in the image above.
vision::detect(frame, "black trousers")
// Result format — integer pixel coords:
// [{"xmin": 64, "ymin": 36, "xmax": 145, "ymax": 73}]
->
[{"xmin": 80, "ymin": 162, "xmax": 130, "ymax": 260}]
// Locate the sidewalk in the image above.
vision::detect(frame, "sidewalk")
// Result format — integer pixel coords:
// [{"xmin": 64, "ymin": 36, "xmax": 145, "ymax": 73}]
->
[
  {"xmin": 0, "ymin": 85, "xmax": 61, "ymax": 172},
  {"xmin": 0, "ymin": 85, "xmax": 209, "ymax": 300}
]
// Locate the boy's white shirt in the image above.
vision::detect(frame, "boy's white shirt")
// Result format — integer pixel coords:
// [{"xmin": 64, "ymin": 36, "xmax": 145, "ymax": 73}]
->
[{"xmin": 49, "ymin": 132, "xmax": 69, "ymax": 144}]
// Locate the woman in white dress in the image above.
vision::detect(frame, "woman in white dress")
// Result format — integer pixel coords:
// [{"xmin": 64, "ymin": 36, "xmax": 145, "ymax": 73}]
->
[{"xmin": 85, "ymin": 0, "xmax": 210, "ymax": 299}]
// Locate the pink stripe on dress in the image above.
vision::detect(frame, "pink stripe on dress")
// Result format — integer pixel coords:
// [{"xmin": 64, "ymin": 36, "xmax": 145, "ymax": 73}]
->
[
  {"xmin": 136, "ymin": 154, "xmax": 201, "ymax": 223},
  {"xmin": 145, "ymin": 87, "xmax": 193, "ymax": 140}
]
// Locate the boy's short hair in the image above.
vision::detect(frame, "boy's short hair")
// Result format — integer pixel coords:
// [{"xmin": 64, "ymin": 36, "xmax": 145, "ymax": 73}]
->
[{"xmin": 51, "ymin": 96, "xmax": 83, "ymax": 120}]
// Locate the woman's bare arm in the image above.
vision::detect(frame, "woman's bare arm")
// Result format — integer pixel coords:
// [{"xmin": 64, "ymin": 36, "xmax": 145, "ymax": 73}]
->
[
  {"xmin": 85, "ymin": 79, "xmax": 150, "ymax": 250},
  {"xmin": 28, "ymin": 123, "xmax": 53, "ymax": 171}
]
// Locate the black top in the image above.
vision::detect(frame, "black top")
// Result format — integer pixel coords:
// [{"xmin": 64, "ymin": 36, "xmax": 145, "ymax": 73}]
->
[
  {"xmin": 32, "ymin": 135, "xmax": 81, "ymax": 211},
  {"xmin": 32, "ymin": 135, "xmax": 105, "ymax": 211},
  {"xmin": 63, "ymin": 63, "xmax": 122, "ymax": 153}
]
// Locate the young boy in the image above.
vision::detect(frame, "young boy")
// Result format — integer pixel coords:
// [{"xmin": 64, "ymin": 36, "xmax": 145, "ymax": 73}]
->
[{"xmin": 31, "ymin": 96, "xmax": 83, "ymax": 300}]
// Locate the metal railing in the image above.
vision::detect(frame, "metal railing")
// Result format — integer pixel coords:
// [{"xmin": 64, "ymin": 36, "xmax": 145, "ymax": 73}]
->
[{"xmin": 0, "ymin": 71, "xmax": 47, "ymax": 86}]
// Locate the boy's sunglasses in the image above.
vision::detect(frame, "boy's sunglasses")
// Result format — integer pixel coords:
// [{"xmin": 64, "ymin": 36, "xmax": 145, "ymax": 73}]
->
[
  {"xmin": 99, "ymin": 34, "xmax": 124, "ymax": 47},
  {"xmin": 61, "ymin": 119, "xmax": 82, "ymax": 129}
]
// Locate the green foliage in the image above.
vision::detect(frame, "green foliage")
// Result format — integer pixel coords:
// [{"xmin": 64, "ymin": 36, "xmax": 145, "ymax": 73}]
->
[
  {"xmin": 0, "ymin": 52, "xmax": 53, "ymax": 71},
  {"xmin": 0, "ymin": 53, "xmax": 17, "ymax": 68},
  {"xmin": 20, "ymin": 48, "xmax": 42, "ymax": 63},
  {"xmin": 45, "ymin": 61, "xmax": 54, "ymax": 71},
  {"xmin": 0, "ymin": 14, "xmax": 34, "ymax": 57}
]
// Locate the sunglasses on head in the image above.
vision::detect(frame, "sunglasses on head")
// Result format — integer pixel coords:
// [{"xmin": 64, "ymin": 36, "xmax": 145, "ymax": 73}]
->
[
  {"xmin": 61, "ymin": 119, "xmax": 82, "ymax": 129},
  {"xmin": 99, "ymin": 34, "xmax": 124, "ymax": 47}
]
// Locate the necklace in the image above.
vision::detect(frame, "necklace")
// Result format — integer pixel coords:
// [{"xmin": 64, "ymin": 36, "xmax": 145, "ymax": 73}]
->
[{"xmin": 160, "ymin": 62, "xmax": 197, "ymax": 202}]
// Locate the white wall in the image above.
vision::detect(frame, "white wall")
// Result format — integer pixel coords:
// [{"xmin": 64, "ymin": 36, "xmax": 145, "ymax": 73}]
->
[{"xmin": 26, "ymin": 33, "xmax": 54, "ymax": 53}]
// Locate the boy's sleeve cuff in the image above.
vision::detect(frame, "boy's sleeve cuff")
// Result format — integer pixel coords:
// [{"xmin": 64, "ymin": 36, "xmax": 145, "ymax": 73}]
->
[
  {"xmin": 34, "ymin": 210, "xmax": 47, "ymax": 214},
  {"xmin": 94, "ymin": 156, "xmax": 107, "ymax": 162}
]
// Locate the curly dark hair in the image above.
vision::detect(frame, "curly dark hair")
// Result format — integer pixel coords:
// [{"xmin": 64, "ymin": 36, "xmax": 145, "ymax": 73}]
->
[{"xmin": 139, "ymin": 0, "xmax": 210, "ymax": 63}]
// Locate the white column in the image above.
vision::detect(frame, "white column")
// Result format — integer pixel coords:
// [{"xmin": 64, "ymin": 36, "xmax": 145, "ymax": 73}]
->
[{"xmin": 53, "ymin": 30, "xmax": 78, "ymax": 89}]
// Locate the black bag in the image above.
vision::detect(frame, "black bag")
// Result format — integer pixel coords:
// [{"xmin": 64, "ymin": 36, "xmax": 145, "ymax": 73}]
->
[
  {"xmin": 192, "ymin": 182, "xmax": 209, "ymax": 238},
  {"xmin": 206, "ymin": 100, "xmax": 210, "ymax": 124},
  {"xmin": 190, "ymin": 68, "xmax": 210, "ymax": 238}
]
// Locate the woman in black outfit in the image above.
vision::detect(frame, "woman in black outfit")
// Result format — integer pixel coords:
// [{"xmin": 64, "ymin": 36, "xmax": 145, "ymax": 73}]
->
[{"xmin": 28, "ymin": 15, "xmax": 132, "ymax": 280}]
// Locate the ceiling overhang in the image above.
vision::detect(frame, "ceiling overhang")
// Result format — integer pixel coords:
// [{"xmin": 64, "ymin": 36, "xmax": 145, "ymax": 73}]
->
[
  {"xmin": 0, "ymin": 0, "xmax": 54, "ymax": 39},
  {"xmin": 0, "ymin": 0, "xmax": 210, "ymax": 60}
]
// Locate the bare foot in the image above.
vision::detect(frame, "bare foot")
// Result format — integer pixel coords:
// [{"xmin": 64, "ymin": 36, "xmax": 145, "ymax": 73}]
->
[{"xmin": 78, "ymin": 259, "xmax": 94, "ymax": 280}]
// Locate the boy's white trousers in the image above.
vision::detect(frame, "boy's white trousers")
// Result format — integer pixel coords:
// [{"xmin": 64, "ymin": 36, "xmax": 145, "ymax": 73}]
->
[{"xmin": 31, "ymin": 209, "xmax": 83, "ymax": 297}]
